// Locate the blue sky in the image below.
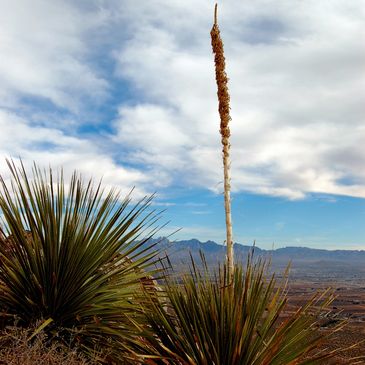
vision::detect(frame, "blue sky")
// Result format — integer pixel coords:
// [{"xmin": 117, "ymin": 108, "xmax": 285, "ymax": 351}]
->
[{"xmin": 0, "ymin": 1, "xmax": 364, "ymax": 249}]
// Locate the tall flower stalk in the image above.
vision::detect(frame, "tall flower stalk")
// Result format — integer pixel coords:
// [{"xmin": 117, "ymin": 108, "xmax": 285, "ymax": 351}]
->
[{"xmin": 211, "ymin": 4, "xmax": 234, "ymax": 279}]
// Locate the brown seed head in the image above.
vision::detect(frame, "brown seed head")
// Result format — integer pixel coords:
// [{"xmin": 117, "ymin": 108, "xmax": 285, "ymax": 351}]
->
[{"xmin": 211, "ymin": 5, "xmax": 231, "ymax": 148}]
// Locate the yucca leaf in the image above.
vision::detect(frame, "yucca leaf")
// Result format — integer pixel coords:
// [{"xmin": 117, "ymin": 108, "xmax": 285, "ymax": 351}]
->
[{"xmin": 141, "ymin": 253, "xmax": 348, "ymax": 365}]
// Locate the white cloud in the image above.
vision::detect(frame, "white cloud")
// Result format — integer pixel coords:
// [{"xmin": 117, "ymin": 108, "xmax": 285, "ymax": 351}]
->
[
  {"xmin": 0, "ymin": 109, "xmax": 150, "ymax": 199},
  {"xmin": 112, "ymin": 0, "xmax": 365, "ymax": 199},
  {"xmin": 0, "ymin": 0, "xmax": 108, "ymax": 111},
  {"xmin": 0, "ymin": 0, "xmax": 364, "ymax": 201}
]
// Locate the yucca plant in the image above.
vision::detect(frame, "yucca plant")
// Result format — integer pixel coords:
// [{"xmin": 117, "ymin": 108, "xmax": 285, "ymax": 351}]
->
[
  {"xmin": 141, "ymin": 254, "xmax": 345, "ymax": 365},
  {"xmin": 0, "ymin": 160, "xmax": 163, "ymax": 363}
]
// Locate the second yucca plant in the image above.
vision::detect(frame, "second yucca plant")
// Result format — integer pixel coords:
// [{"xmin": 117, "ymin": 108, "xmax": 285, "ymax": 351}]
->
[
  {"xmin": 141, "ymin": 255, "xmax": 342, "ymax": 365},
  {"xmin": 137, "ymin": 6, "xmax": 345, "ymax": 364}
]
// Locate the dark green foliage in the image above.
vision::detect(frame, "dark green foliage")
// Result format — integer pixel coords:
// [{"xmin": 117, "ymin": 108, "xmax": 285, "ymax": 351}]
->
[
  {"xmin": 0, "ymin": 160, "xmax": 162, "ymax": 363},
  {"xmin": 142, "ymin": 254, "xmax": 343, "ymax": 365}
]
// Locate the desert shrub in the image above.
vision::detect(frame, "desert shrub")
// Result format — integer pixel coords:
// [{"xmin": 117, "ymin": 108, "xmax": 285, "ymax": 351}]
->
[
  {"xmin": 0, "ymin": 160, "xmax": 162, "ymax": 363},
  {"xmin": 140, "ymin": 254, "xmax": 343, "ymax": 365},
  {"xmin": 0, "ymin": 325, "xmax": 95, "ymax": 365}
]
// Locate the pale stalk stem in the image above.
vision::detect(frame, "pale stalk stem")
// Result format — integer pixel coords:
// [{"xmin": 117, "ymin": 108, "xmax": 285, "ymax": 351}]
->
[
  {"xmin": 211, "ymin": 3, "xmax": 234, "ymax": 281},
  {"xmin": 223, "ymin": 142, "xmax": 234, "ymax": 280}
]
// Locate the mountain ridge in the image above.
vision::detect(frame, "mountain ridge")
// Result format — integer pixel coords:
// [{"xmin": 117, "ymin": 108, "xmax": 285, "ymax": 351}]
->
[
  {"xmin": 151, "ymin": 237, "xmax": 365, "ymax": 255},
  {"xmin": 146, "ymin": 237, "xmax": 365, "ymax": 280},
  {"xmin": 146, "ymin": 237, "xmax": 365, "ymax": 269}
]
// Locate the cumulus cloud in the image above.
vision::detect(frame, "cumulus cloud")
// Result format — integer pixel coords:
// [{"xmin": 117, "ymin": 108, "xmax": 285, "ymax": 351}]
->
[
  {"xmin": 0, "ymin": 109, "xmax": 150, "ymax": 199},
  {"xmin": 0, "ymin": 0, "xmax": 154, "ymax": 199},
  {"xmin": 0, "ymin": 0, "xmax": 108, "ymax": 112}
]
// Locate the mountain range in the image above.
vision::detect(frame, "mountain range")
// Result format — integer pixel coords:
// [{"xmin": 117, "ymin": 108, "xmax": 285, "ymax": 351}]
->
[{"xmin": 146, "ymin": 238, "xmax": 365, "ymax": 281}]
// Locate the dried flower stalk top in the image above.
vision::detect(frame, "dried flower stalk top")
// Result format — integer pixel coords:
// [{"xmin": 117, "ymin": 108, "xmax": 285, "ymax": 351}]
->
[{"xmin": 211, "ymin": 4, "xmax": 231, "ymax": 147}]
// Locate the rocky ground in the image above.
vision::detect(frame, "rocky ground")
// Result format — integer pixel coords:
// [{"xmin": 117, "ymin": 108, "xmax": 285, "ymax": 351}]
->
[{"xmin": 287, "ymin": 281, "xmax": 365, "ymax": 364}]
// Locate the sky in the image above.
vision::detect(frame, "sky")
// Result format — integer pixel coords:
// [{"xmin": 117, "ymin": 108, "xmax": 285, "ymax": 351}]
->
[{"xmin": 0, "ymin": 0, "xmax": 364, "ymax": 249}]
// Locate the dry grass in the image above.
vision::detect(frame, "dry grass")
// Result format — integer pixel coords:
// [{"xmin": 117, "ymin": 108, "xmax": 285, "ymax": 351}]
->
[{"xmin": 0, "ymin": 325, "xmax": 97, "ymax": 365}]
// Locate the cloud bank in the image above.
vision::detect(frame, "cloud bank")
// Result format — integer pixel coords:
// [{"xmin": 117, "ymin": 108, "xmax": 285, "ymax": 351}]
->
[{"xmin": 0, "ymin": 0, "xmax": 364, "ymax": 200}]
